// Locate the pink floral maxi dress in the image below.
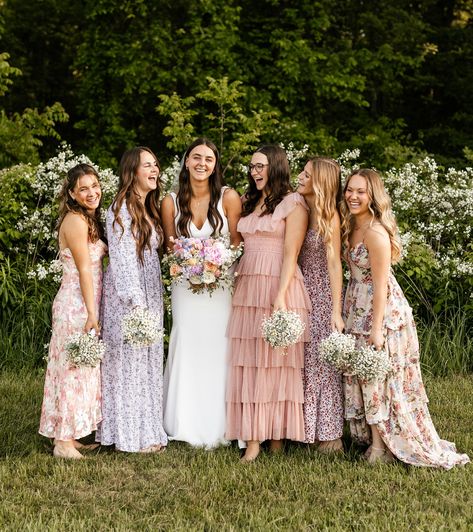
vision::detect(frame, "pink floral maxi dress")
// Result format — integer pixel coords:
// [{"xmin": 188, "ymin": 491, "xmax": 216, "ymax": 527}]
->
[
  {"xmin": 226, "ymin": 193, "xmax": 311, "ymax": 442},
  {"xmin": 343, "ymin": 243, "xmax": 470, "ymax": 468},
  {"xmin": 39, "ymin": 240, "xmax": 106, "ymax": 440},
  {"xmin": 299, "ymin": 230, "xmax": 344, "ymax": 443}
]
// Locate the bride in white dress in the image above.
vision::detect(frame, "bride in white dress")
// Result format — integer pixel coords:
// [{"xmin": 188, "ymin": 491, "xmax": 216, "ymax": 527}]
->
[{"xmin": 161, "ymin": 137, "xmax": 242, "ymax": 448}]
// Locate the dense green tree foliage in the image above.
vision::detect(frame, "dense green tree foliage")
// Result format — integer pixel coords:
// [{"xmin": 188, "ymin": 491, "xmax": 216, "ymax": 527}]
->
[{"xmin": 0, "ymin": 0, "xmax": 472, "ymax": 168}]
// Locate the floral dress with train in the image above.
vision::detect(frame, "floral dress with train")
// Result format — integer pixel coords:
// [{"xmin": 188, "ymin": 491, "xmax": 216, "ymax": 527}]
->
[
  {"xmin": 39, "ymin": 240, "xmax": 106, "ymax": 440},
  {"xmin": 343, "ymin": 242, "xmax": 470, "ymax": 468}
]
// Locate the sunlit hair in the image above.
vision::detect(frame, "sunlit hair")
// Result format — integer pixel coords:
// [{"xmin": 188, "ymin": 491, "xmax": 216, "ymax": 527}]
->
[
  {"xmin": 176, "ymin": 137, "xmax": 224, "ymax": 238},
  {"xmin": 112, "ymin": 147, "xmax": 163, "ymax": 263},
  {"xmin": 57, "ymin": 163, "xmax": 103, "ymax": 243},
  {"xmin": 242, "ymin": 144, "xmax": 292, "ymax": 217},
  {"xmin": 306, "ymin": 157, "xmax": 342, "ymax": 257},
  {"xmin": 341, "ymin": 168, "xmax": 401, "ymax": 263}
]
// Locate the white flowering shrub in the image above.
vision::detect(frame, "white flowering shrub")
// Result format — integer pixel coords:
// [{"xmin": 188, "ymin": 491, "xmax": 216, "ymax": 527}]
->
[
  {"xmin": 12, "ymin": 143, "xmax": 118, "ymax": 283},
  {"xmin": 339, "ymin": 154, "xmax": 473, "ymax": 315}
]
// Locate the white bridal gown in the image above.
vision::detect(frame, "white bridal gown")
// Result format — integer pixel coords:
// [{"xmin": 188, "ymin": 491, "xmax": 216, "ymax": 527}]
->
[{"xmin": 163, "ymin": 190, "xmax": 231, "ymax": 448}]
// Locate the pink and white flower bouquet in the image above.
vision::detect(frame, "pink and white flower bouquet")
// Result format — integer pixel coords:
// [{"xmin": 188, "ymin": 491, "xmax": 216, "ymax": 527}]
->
[{"xmin": 162, "ymin": 234, "xmax": 243, "ymax": 295}]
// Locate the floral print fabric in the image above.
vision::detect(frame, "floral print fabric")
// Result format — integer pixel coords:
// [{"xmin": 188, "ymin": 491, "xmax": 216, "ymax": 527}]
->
[
  {"xmin": 97, "ymin": 204, "xmax": 168, "ymax": 452},
  {"xmin": 299, "ymin": 229, "xmax": 344, "ymax": 442},
  {"xmin": 39, "ymin": 240, "xmax": 106, "ymax": 440},
  {"xmin": 343, "ymin": 243, "xmax": 469, "ymax": 468}
]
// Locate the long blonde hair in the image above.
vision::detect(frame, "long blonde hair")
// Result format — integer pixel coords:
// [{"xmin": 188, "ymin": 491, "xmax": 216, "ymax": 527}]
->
[
  {"xmin": 341, "ymin": 168, "xmax": 401, "ymax": 263},
  {"xmin": 306, "ymin": 157, "xmax": 341, "ymax": 257}
]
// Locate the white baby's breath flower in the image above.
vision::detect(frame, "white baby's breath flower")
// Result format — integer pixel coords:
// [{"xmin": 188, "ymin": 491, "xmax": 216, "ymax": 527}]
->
[
  {"xmin": 122, "ymin": 307, "xmax": 163, "ymax": 348},
  {"xmin": 261, "ymin": 310, "xmax": 305, "ymax": 352}
]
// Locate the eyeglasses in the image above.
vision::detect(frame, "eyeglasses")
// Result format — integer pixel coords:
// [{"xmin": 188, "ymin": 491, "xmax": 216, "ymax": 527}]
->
[{"xmin": 248, "ymin": 163, "xmax": 269, "ymax": 173}]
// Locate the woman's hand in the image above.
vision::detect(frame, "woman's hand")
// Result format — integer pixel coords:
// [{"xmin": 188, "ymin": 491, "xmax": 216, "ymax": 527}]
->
[
  {"xmin": 331, "ymin": 312, "xmax": 345, "ymax": 333},
  {"xmin": 368, "ymin": 328, "xmax": 385, "ymax": 351},
  {"xmin": 272, "ymin": 293, "xmax": 287, "ymax": 312},
  {"xmin": 84, "ymin": 313, "xmax": 100, "ymax": 336}
]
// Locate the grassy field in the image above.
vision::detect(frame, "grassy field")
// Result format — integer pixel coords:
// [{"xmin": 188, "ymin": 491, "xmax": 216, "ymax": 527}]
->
[{"xmin": 0, "ymin": 371, "xmax": 472, "ymax": 531}]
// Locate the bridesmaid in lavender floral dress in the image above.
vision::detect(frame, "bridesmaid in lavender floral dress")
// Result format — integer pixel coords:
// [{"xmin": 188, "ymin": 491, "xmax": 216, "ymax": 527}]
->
[
  {"xmin": 39, "ymin": 164, "xmax": 105, "ymax": 460},
  {"xmin": 297, "ymin": 158, "xmax": 345, "ymax": 452},
  {"xmin": 97, "ymin": 147, "xmax": 168, "ymax": 453}
]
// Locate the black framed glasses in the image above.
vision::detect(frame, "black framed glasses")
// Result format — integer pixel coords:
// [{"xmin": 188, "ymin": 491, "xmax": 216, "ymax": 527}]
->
[{"xmin": 248, "ymin": 163, "xmax": 269, "ymax": 173}]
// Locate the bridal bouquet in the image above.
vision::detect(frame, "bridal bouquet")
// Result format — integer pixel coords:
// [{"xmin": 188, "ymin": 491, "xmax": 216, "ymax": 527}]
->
[
  {"xmin": 65, "ymin": 330, "xmax": 105, "ymax": 368},
  {"xmin": 261, "ymin": 309, "xmax": 306, "ymax": 352},
  {"xmin": 122, "ymin": 307, "xmax": 163, "ymax": 348},
  {"xmin": 319, "ymin": 332, "xmax": 391, "ymax": 382},
  {"xmin": 163, "ymin": 234, "xmax": 244, "ymax": 295}
]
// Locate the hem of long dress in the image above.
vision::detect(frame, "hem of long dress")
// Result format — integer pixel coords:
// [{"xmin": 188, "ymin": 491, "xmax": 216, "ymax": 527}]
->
[
  {"xmin": 168, "ymin": 435, "xmax": 230, "ymax": 450},
  {"xmin": 96, "ymin": 436, "xmax": 168, "ymax": 453},
  {"xmin": 39, "ymin": 421, "xmax": 101, "ymax": 441}
]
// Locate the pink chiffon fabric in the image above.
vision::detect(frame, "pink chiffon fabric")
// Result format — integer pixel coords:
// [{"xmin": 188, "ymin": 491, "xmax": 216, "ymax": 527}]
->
[{"xmin": 225, "ymin": 193, "xmax": 311, "ymax": 442}]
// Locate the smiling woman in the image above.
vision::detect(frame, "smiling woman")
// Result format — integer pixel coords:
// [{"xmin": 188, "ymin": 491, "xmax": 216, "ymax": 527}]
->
[
  {"xmin": 97, "ymin": 147, "xmax": 168, "ymax": 454},
  {"xmin": 161, "ymin": 137, "xmax": 242, "ymax": 449},
  {"xmin": 39, "ymin": 163, "xmax": 107, "ymax": 460}
]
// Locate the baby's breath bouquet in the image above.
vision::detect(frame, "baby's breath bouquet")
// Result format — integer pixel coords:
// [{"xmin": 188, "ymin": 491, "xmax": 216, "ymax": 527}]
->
[
  {"xmin": 350, "ymin": 345, "xmax": 391, "ymax": 382},
  {"xmin": 319, "ymin": 331, "xmax": 357, "ymax": 372},
  {"xmin": 261, "ymin": 309, "xmax": 305, "ymax": 352},
  {"xmin": 65, "ymin": 330, "xmax": 105, "ymax": 368},
  {"xmin": 320, "ymin": 331, "xmax": 391, "ymax": 382},
  {"xmin": 122, "ymin": 307, "xmax": 163, "ymax": 348}
]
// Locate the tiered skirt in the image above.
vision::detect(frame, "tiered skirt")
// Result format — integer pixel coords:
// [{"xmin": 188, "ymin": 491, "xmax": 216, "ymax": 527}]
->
[{"xmin": 225, "ymin": 241, "xmax": 311, "ymax": 442}]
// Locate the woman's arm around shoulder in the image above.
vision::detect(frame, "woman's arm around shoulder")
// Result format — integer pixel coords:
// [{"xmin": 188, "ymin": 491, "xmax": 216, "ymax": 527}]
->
[
  {"xmin": 327, "ymin": 211, "xmax": 344, "ymax": 332},
  {"xmin": 61, "ymin": 213, "xmax": 100, "ymax": 334},
  {"xmin": 364, "ymin": 225, "xmax": 391, "ymax": 349},
  {"xmin": 223, "ymin": 187, "xmax": 242, "ymax": 246},
  {"xmin": 273, "ymin": 202, "xmax": 309, "ymax": 310},
  {"xmin": 161, "ymin": 194, "xmax": 177, "ymax": 251}
]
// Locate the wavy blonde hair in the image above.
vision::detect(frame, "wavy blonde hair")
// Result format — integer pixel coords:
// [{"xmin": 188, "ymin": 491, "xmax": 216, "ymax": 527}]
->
[
  {"xmin": 341, "ymin": 168, "xmax": 401, "ymax": 263},
  {"xmin": 306, "ymin": 157, "xmax": 341, "ymax": 257}
]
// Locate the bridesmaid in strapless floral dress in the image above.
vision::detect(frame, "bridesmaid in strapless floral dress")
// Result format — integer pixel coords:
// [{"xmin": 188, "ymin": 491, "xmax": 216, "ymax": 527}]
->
[{"xmin": 39, "ymin": 163, "xmax": 106, "ymax": 460}]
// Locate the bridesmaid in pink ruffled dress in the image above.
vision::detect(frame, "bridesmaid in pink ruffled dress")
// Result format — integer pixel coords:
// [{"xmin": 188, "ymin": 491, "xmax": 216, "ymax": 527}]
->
[
  {"xmin": 39, "ymin": 164, "xmax": 106, "ymax": 459},
  {"xmin": 297, "ymin": 158, "xmax": 345, "ymax": 453},
  {"xmin": 226, "ymin": 145, "xmax": 311, "ymax": 462},
  {"xmin": 341, "ymin": 168, "xmax": 469, "ymax": 468}
]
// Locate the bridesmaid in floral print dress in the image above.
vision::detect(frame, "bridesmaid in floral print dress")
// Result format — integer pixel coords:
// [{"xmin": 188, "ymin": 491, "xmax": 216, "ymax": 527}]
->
[
  {"xmin": 341, "ymin": 168, "xmax": 469, "ymax": 468},
  {"xmin": 39, "ymin": 164, "xmax": 106, "ymax": 460},
  {"xmin": 297, "ymin": 158, "xmax": 345, "ymax": 453},
  {"xmin": 97, "ymin": 147, "xmax": 168, "ymax": 453}
]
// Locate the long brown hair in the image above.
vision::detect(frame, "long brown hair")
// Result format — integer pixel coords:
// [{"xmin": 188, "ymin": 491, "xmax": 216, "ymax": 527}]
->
[
  {"xmin": 242, "ymin": 144, "xmax": 292, "ymax": 217},
  {"xmin": 112, "ymin": 147, "xmax": 163, "ymax": 262},
  {"xmin": 306, "ymin": 157, "xmax": 341, "ymax": 257},
  {"xmin": 176, "ymin": 137, "xmax": 224, "ymax": 237},
  {"xmin": 57, "ymin": 163, "xmax": 103, "ymax": 242},
  {"xmin": 341, "ymin": 168, "xmax": 401, "ymax": 263}
]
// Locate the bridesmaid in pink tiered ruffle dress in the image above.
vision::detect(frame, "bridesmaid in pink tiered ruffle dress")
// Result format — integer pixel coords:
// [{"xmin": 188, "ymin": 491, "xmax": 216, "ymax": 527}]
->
[{"xmin": 226, "ymin": 145, "xmax": 311, "ymax": 462}]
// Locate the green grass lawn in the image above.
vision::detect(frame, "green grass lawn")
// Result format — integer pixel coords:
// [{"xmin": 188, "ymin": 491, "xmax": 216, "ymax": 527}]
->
[{"xmin": 0, "ymin": 371, "xmax": 472, "ymax": 531}]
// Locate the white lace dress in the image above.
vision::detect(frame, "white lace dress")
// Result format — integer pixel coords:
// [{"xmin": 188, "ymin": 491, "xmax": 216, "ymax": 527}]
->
[{"xmin": 163, "ymin": 189, "xmax": 232, "ymax": 448}]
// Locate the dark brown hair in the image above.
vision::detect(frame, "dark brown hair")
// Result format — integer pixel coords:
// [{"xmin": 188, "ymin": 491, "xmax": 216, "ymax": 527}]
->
[
  {"xmin": 176, "ymin": 137, "xmax": 224, "ymax": 237},
  {"xmin": 112, "ymin": 147, "xmax": 163, "ymax": 262},
  {"xmin": 241, "ymin": 144, "xmax": 292, "ymax": 217},
  {"xmin": 57, "ymin": 163, "xmax": 103, "ymax": 242}
]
